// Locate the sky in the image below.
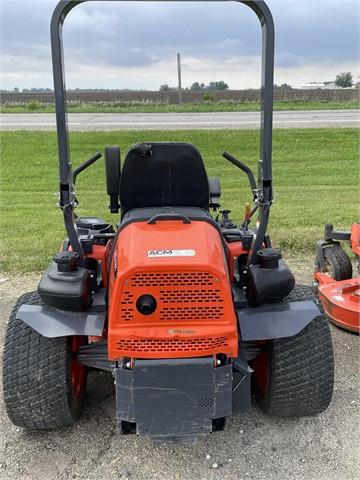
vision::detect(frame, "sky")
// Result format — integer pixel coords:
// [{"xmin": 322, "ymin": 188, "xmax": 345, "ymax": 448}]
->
[{"xmin": 0, "ymin": 0, "xmax": 359, "ymax": 91}]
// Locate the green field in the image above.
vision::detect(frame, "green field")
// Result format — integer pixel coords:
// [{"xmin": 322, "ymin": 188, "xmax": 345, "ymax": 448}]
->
[
  {"xmin": 1, "ymin": 99, "xmax": 359, "ymax": 114},
  {"xmin": 0, "ymin": 128, "xmax": 358, "ymax": 272}
]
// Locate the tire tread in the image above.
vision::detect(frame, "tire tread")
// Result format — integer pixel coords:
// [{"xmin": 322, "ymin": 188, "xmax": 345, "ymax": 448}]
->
[
  {"xmin": 256, "ymin": 284, "xmax": 334, "ymax": 417},
  {"xmin": 3, "ymin": 291, "xmax": 84, "ymax": 429},
  {"xmin": 323, "ymin": 245, "xmax": 353, "ymax": 281}
]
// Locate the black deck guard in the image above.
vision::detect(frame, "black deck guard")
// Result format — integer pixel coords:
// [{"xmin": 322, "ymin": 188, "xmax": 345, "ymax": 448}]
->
[
  {"xmin": 116, "ymin": 357, "xmax": 237, "ymax": 445},
  {"xmin": 16, "ymin": 305, "xmax": 105, "ymax": 337},
  {"xmin": 237, "ymin": 300, "xmax": 321, "ymax": 340}
]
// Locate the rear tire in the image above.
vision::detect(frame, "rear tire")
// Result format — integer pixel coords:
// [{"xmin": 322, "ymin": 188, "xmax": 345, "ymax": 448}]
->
[
  {"xmin": 252, "ymin": 284, "xmax": 334, "ymax": 417},
  {"xmin": 2, "ymin": 291, "xmax": 87, "ymax": 429},
  {"xmin": 323, "ymin": 245, "xmax": 352, "ymax": 281}
]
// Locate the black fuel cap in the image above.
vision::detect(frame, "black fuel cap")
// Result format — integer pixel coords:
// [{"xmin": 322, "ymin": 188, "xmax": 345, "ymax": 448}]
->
[
  {"xmin": 54, "ymin": 252, "xmax": 79, "ymax": 272},
  {"xmin": 257, "ymin": 248, "xmax": 282, "ymax": 269}
]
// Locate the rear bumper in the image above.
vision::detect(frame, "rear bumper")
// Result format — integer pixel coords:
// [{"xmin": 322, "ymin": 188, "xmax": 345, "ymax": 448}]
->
[{"xmin": 115, "ymin": 356, "xmax": 250, "ymax": 445}]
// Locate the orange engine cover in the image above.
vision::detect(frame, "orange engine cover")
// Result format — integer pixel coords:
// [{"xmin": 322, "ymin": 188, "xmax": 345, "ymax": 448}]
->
[{"xmin": 108, "ymin": 220, "xmax": 238, "ymax": 360}]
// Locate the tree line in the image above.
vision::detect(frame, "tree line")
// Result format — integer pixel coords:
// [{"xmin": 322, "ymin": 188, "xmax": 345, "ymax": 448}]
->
[
  {"xmin": 160, "ymin": 72, "xmax": 357, "ymax": 91},
  {"xmin": 3, "ymin": 72, "xmax": 357, "ymax": 94},
  {"xmin": 159, "ymin": 81, "xmax": 229, "ymax": 91},
  {"xmin": 335, "ymin": 72, "xmax": 355, "ymax": 88}
]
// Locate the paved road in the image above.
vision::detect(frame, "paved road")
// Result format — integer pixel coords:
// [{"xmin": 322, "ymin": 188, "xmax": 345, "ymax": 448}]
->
[{"xmin": 0, "ymin": 109, "xmax": 358, "ymax": 130}]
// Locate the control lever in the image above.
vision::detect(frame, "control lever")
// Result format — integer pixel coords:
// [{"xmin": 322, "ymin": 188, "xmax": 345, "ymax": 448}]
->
[
  {"xmin": 222, "ymin": 151, "xmax": 258, "ymax": 201},
  {"xmin": 73, "ymin": 152, "xmax": 102, "ymax": 184}
]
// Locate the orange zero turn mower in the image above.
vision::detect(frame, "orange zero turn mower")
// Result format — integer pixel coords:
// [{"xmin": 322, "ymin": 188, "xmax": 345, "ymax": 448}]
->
[{"xmin": 2, "ymin": 0, "xmax": 334, "ymax": 446}]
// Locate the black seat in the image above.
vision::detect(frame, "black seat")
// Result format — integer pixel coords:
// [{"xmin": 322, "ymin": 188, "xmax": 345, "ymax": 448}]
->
[{"xmin": 120, "ymin": 142, "xmax": 209, "ymax": 216}]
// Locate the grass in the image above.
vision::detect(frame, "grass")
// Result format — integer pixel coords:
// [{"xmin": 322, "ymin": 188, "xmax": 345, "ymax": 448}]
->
[
  {"xmin": 1, "ymin": 99, "xmax": 359, "ymax": 114},
  {"xmin": 0, "ymin": 128, "xmax": 358, "ymax": 272}
]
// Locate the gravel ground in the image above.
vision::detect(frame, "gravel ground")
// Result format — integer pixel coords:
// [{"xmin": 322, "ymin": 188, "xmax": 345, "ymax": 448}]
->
[{"xmin": 0, "ymin": 258, "xmax": 359, "ymax": 480}]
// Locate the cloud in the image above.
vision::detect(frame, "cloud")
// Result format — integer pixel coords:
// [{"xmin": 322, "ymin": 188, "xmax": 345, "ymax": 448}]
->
[
  {"xmin": 275, "ymin": 52, "xmax": 301, "ymax": 69},
  {"xmin": 1, "ymin": 0, "xmax": 359, "ymax": 90},
  {"xmin": 272, "ymin": 0, "xmax": 359, "ymax": 61},
  {"xmin": 64, "ymin": 41, "xmax": 153, "ymax": 68}
]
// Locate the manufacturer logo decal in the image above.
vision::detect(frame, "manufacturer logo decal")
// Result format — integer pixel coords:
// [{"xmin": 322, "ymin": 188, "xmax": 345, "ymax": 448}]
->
[
  {"xmin": 332, "ymin": 295, "xmax": 344, "ymax": 302},
  {"xmin": 169, "ymin": 329, "xmax": 196, "ymax": 334},
  {"xmin": 148, "ymin": 249, "xmax": 195, "ymax": 258}
]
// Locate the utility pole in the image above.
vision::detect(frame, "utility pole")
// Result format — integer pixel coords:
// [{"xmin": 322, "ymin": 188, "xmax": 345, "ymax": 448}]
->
[{"xmin": 177, "ymin": 53, "xmax": 182, "ymax": 104}]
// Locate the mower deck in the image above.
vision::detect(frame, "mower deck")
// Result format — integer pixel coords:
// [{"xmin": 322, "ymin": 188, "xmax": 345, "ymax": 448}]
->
[
  {"xmin": 315, "ymin": 272, "xmax": 360, "ymax": 333},
  {"xmin": 314, "ymin": 223, "xmax": 360, "ymax": 334}
]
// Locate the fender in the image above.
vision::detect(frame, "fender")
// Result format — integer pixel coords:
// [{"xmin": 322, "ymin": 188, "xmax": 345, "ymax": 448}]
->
[
  {"xmin": 16, "ymin": 305, "xmax": 105, "ymax": 338},
  {"xmin": 237, "ymin": 300, "xmax": 320, "ymax": 340}
]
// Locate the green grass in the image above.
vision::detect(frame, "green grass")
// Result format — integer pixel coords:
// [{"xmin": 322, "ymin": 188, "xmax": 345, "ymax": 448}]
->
[
  {"xmin": 0, "ymin": 129, "xmax": 358, "ymax": 272},
  {"xmin": 1, "ymin": 99, "xmax": 359, "ymax": 114}
]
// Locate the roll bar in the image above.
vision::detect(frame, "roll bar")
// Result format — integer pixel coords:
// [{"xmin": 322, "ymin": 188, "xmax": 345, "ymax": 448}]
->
[{"xmin": 51, "ymin": 0, "xmax": 274, "ymax": 265}]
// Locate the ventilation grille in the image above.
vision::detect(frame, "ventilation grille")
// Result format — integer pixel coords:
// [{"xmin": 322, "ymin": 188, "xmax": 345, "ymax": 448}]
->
[
  {"xmin": 161, "ymin": 306, "xmax": 223, "ymax": 321},
  {"xmin": 131, "ymin": 272, "xmax": 213, "ymax": 287},
  {"xmin": 116, "ymin": 337, "xmax": 229, "ymax": 353},
  {"xmin": 119, "ymin": 272, "xmax": 226, "ymax": 322},
  {"xmin": 198, "ymin": 398, "xmax": 214, "ymax": 408},
  {"xmin": 120, "ymin": 292, "xmax": 135, "ymax": 321},
  {"xmin": 159, "ymin": 289, "xmax": 223, "ymax": 303}
]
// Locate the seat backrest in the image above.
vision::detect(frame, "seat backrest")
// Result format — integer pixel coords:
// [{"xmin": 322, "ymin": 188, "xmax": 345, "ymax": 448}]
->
[{"xmin": 120, "ymin": 142, "xmax": 209, "ymax": 216}]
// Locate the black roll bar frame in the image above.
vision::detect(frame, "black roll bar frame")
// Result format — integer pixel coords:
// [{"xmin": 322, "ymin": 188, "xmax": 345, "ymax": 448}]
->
[{"xmin": 50, "ymin": 0, "xmax": 274, "ymax": 266}]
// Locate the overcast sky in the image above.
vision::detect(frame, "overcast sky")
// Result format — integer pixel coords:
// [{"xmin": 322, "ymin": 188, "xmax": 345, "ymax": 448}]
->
[{"xmin": 1, "ymin": 0, "xmax": 359, "ymax": 91}]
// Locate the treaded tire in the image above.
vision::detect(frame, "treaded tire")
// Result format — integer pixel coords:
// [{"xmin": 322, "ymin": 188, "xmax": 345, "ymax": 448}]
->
[
  {"xmin": 253, "ymin": 284, "xmax": 334, "ymax": 417},
  {"xmin": 2, "ymin": 291, "xmax": 87, "ymax": 429},
  {"xmin": 323, "ymin": 245, "xmax": 353, "ymax": 281},
  {"xmin": 280, "ymin": 283, "xmax": 317, "ymax": 303},
  {"xmin": 281, "ymin": 283, "xmax": 325, "ymax": 315}
]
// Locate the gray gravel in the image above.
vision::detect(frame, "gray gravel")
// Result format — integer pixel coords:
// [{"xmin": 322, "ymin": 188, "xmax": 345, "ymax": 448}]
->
[{"xmin": 0, "ymin": 260, "xmax": 359, "ymax": 480}]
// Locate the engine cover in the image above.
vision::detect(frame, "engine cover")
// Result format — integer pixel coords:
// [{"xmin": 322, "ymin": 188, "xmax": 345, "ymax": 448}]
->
[{"xmin": 108, "ymin": 219, "xmax": 238, "ymax": 360}]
